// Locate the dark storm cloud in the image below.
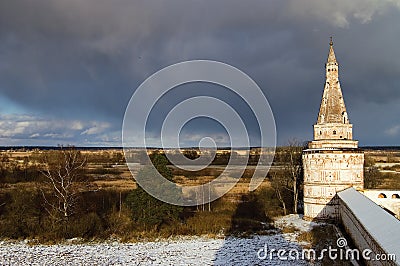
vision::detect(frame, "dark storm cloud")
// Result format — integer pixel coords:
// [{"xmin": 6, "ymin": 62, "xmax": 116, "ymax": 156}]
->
[{"xmin": 0, "ymin": 0, "xmax": 400, "ymax": 146}]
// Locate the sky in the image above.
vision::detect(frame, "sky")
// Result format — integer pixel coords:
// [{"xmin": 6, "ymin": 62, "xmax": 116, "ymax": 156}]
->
[{"xmin": 0, "ymin": 0, "xmax": 400, "ymax": 147}]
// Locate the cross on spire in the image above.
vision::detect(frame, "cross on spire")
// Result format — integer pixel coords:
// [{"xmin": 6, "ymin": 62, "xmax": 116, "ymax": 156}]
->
[{"xmin": 327, "ymin": 37, "xmax": 337, "ymax": 64}]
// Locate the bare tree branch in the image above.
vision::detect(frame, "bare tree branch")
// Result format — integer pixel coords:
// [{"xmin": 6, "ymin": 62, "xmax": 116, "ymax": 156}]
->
[
  {"xmin": 39, "ymin": 146, "xmax": 86, "ymax": 221},
  {"xmin": 281, "ymin": 138, "xmax": 306, "ymax": 214}
]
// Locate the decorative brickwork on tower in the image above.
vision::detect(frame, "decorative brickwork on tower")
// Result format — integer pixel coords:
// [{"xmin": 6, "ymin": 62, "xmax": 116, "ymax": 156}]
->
[{"xmin": 302, "ymin": 39, "xmax": 364, "ymax": 221}]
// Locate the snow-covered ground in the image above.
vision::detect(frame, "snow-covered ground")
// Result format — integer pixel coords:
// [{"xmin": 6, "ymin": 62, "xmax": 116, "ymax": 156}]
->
[
  {"xmin": 0, "ymin": 215, "xmax": 314, "ymax": 265},
  {"xmin": 274, "ymin": 214, "xmax": 320, "ymax": 243}
]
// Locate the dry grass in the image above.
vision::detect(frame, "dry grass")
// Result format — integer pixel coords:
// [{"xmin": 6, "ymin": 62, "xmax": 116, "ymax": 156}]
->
[
  {"xmin": 92, "ymin": 180, "xmax": 137, "ymax": 190},
  {"xmin": 375, "ymin": 172, "xmax": 400, "ymax": 189}
]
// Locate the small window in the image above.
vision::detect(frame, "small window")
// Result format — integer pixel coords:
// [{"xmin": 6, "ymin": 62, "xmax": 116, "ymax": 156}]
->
[
  {"xmin": 320, "ymin": 131, "xmax": 322, "ymax": 135},
  {"xmin": 378, "ymin": 193, "xmax": 387, "ymax": 198},
  {"xmin": 333, "ymin": 130, "xmax": 337, "ymax": 135}
]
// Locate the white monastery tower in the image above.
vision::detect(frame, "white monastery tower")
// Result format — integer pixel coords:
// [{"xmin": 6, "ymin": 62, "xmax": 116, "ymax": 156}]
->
[{"xmin": 302, "ymin": 38, "xmax": 364, "ymax": 221}]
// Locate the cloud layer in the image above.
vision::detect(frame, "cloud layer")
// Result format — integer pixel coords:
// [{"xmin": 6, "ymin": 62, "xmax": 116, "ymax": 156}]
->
[
  {"xmin": 0, "ymin": 114, "xmax": 117, "ymax": 146},
  {"xmin": 0, "ymin": 0, "xmax": 400, "ymax": 146}
]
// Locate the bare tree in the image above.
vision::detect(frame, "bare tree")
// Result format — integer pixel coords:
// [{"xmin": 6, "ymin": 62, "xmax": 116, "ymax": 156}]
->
[
  {"xmin": 0, "ymin": 152, "xmax": 10, "ymax": 178},
  {"xmin": 282, "ymin": 139, "xmax": 305, "ymax": 214},
  {"xmin": 364, "ymin": 156, "xmax": 379, "ymax": 189},
  {"xmin": 40, "ymin": 146, "xmax": 86, "ymax": 221},
  {"xmin": 270, "ymin": 172, "xmax": 287, "ymax": 215},
  {"xmin": 192, "ymin": 184, "xmax": 215, "ymax": 212}
]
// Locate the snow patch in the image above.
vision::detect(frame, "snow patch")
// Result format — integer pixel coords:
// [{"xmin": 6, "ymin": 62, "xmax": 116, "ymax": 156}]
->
[
  {"xmin": 274, "ymin": 214, "xmax": 319, "ymax": 232},
  {"xmin": 0, "ymin": 235, "xmax": 310, "ymax": 265}
]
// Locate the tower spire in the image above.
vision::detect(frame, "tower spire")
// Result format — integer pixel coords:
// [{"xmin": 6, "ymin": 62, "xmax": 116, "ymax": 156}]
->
[
  {"xmin": 315, "ymin": 39, "xmax": 352, "ymax": 139},
  {"xmin": 327, "ymin": 37, "xmax": 337, "ymax": 64}
]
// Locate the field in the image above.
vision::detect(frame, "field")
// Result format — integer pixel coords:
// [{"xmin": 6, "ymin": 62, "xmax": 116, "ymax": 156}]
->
[
  {"xmin": 0, "ymin": 147, "xmax": 287, "ymax": 242},
  {"xmin": 0, "ymin": 146, "xmax": 398, "ymax": 240},
  {"xmin": 364, "ymin": 148, "xmax": 400, "ymax": 189},
  {"xmin": 1, "ymin": 146, "xmax": 394, "ymax": 265},
  {"xmin": 0, "ymin": 215, "xmax": 336, "ymax": 265}
]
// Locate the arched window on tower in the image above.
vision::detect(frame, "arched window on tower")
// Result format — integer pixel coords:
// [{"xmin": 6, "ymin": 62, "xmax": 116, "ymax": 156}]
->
[{"xmin": 342, "ymin": 111, "xmax": 348, "ymax": 124}]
